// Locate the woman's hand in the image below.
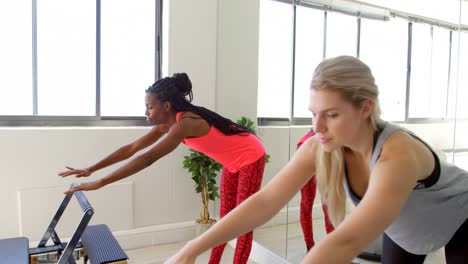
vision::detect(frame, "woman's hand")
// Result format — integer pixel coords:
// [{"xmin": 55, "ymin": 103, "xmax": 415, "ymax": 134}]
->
[
  {"xmin": 64, "ymin": 180, "xmax": 104, "ymax": 194},
  {"xmin": 58, "ymin": 166, "xmax": 92, "ymax": 178}
]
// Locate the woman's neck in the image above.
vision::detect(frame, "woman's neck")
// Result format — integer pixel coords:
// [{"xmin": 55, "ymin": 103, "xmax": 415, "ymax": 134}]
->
[{"xmin": 344, "ymin": 123, "xmax": 376, "ymax": 162}]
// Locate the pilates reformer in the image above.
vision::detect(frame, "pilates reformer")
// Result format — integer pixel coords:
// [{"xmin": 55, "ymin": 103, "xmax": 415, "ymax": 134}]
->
[{"xmin": 0, "ymin": 183, "xmax": 128, "ymax": 264}]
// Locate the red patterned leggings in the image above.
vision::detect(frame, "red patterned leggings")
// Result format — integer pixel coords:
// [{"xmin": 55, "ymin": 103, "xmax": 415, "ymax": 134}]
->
[
  {"xmin": 208, "ymin": 154, "xmax": 266, "ymax": 264},
  {"xmin": 300, "ymin": 176, "xmax": 335, "ymax": 250}
]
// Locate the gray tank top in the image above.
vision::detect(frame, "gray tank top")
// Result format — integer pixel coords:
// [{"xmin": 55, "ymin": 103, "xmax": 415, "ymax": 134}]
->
[{"xmin": 345, "ymin": 122, "xmax": 468, "ymax": 254}]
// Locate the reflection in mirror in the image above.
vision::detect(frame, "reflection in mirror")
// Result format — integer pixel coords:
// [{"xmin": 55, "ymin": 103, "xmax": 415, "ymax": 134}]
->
[
  {"xmin": 255, "ymin": 0, "xmax": 294, "ymax": 258},
  {"xmin": 255, "ymin": 124, "xmax": 291, "ymax": 258},
  {"xmin": 269, "ymin": 0, "xmax": 468, "ymax": 263},
  {"xmin": 451, "ymin": 13, "xmax": 468, "ymax": 185},
  {"xmin": 285, "ymin": 127, "xmax": 327, "ymax": 263}
]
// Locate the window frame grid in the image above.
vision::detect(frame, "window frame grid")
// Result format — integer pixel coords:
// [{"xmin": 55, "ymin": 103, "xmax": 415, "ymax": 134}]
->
[
  {"xmin": 259, "ymin": 0, "xmax": 468, "ymax": 126},
  {"xmin": 0, "ymin": 0, "xmax": 163, "ymax": 126}
]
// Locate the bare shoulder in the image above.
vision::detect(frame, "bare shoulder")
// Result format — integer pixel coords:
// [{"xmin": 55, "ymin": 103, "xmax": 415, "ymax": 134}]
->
[
  {"xmin": 380, "ymin": 130, "xmax": 429, "ymax": 158},
  {"xmin": 379, "ymin": 130, "xmax": 434, "ymax": 180},
  {"xmin": 178, "ymin": 111, "xmax": 202, "ymax": 119},
  {"xmin": 290, "ymin": 134, "xmax": 319, "ymax": 171},
  {"xmin": 175, "ymin": 111, "xmax": 211, "ymax": 138},
  {"xmin": 299, "ymin": 133, "xmax": 320, "ymax": 154}
]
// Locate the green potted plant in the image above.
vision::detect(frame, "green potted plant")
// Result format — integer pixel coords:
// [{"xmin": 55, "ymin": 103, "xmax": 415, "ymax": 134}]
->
[{"xmin": 183, "ymin": 149, "xmax": 222, "ymax": 225}]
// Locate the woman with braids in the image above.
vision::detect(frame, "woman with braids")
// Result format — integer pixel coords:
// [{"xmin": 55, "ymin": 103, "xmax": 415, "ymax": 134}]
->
[
  {"xmin": 59, "ymin": 72, "xmax": 266, "ymax": 264},
  {"xmin": 165, "ymin": 56, "xmax": 468, "ymax": 264}
]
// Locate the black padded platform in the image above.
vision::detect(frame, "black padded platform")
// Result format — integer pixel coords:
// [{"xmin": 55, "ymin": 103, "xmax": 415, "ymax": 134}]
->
[
  {"xmin": 81, "ymin": 224, "xmax": 128, "ymax": 264},
  {"xmin": 0, "ymin": 237, "xmax": 29, "ymax": 264}
]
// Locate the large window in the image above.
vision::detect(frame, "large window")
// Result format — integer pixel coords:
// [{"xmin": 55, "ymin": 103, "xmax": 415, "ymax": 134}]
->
[
  {"xmin": 360, "ymin": 17, "xmax": 408, "ymax": 121},
  {"xmin": 448, "ymin": 31, "xmax": 468, "ymax": 119},
  {"xmin": 0, "ymin": 0, "xmax": 33, "ymax": 115},
  {"xmin": 0, "ymin": 0, "xmax": 163, "ymax": 123},
  {"xmin": 325, "ymin": 12, "xmax": 357, "ymax": 58},
  {"xmin": 409, "ymin": 23, "xmax": 451, "ymax": 118},
  {"xmin": 258, "ymin": 0, "xmax": 466, "ymax": 125},
  {"xmin": 293, "ymin": 6, "xmax": 324, "ymax": 118},
  {"xmin": 101, "ymin": 0, "xmax": 156, "ymax": 116},
  {"xmin": 257, "ymin": 0, "xmax": 293, "ymax": 118},
  {"xmin": 37, "ymin": 0, "xmax": 96, "ymax": 116}
]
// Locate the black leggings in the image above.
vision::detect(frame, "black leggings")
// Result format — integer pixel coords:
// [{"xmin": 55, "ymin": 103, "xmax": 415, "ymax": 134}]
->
[{"xmin": 382, "ymin": 218, "xmax": 468, "ymax": 264}]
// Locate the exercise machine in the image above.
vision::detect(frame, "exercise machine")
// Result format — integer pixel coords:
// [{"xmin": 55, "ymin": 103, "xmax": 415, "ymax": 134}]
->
[{"xmin": 0, "ymin": 183, "xmax": 128, "ymax": 264}]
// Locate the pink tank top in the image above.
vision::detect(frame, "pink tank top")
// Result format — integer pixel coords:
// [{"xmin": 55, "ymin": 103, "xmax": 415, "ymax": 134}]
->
[{"xmin": 177, "ymin": 112, "xmax": 265, "ymax": 172}]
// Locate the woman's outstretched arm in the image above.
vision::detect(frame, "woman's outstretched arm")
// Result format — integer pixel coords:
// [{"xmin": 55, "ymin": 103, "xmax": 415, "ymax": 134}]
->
[
  {"xmin": 63, "ymin": 118, "xmax": 201, "ymax": 194},
  {"xmin": 58, "ymin": 124, "xmax": 170, "ymax": 178}
]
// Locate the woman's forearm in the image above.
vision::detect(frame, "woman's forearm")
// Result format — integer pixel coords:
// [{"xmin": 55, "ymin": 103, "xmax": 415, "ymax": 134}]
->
[
  {"xmin": 87, "ymin": 145, "xmax": 135, "ymax": 173},
  {"xmin": 99, "ymin": 153, "xmax": 158, "ymax": 186},
  {"xmin": 302, "ymin": 229, "xmax": 361, "ymax": 264}
]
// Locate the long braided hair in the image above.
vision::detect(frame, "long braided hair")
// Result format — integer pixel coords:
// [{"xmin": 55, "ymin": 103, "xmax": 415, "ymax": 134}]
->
[{"xmin": 146, "ymin": 73, "xmax": 252, "ymax": 136}]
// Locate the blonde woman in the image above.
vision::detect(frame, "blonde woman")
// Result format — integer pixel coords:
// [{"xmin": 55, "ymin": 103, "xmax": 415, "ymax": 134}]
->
[{"xmin": 165, "ymin": 56, "xmax": 468, "ymax": 264}]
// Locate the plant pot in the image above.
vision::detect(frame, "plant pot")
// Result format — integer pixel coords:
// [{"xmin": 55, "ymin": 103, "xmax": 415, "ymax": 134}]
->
[{"xmin": 195, "ymin": 221, "xmax": 215, "ymax": 236}]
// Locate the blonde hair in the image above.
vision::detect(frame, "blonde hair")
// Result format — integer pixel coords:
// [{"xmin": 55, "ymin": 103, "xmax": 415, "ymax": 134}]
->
[{"xmin": 312, "ymin": 56, "xmax": 383, "ymax": 226}]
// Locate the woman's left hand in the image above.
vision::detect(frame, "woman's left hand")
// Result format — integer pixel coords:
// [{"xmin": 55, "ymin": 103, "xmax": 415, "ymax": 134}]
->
[{"xmin": 64, "ymin": 180, "xmax": 104, "ymax": 194}]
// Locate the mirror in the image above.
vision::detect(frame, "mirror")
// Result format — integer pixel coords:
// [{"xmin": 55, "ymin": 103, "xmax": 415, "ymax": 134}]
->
[
  {"xmin": 279, "ymin": 0, "xmax": 467, "ymax": 263},
  {"xmin": 251, "ymin": 0, "xmax": 295, "ymax": 258},
  {"xmin": 253, "ymin": 124, "xmax": 291, "ymax": 258}
]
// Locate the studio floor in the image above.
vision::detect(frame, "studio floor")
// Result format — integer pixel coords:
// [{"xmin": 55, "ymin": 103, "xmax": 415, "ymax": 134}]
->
[{"xmin": 124, "ymin": 218, "xmax": 446, "ymax": 264}]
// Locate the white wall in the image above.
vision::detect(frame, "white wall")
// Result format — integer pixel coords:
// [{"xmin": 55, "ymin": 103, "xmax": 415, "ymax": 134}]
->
[
  {"xmin": 0, "ymin": 128, "xmax": 201, "ymax": 243},
  {"xmin": 216, "ymin": 0, "xmax": 260, "ymax": 120},
  {"xmin": 167, "ymin": 0, "xmax": 218, "ymax": 110}
]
